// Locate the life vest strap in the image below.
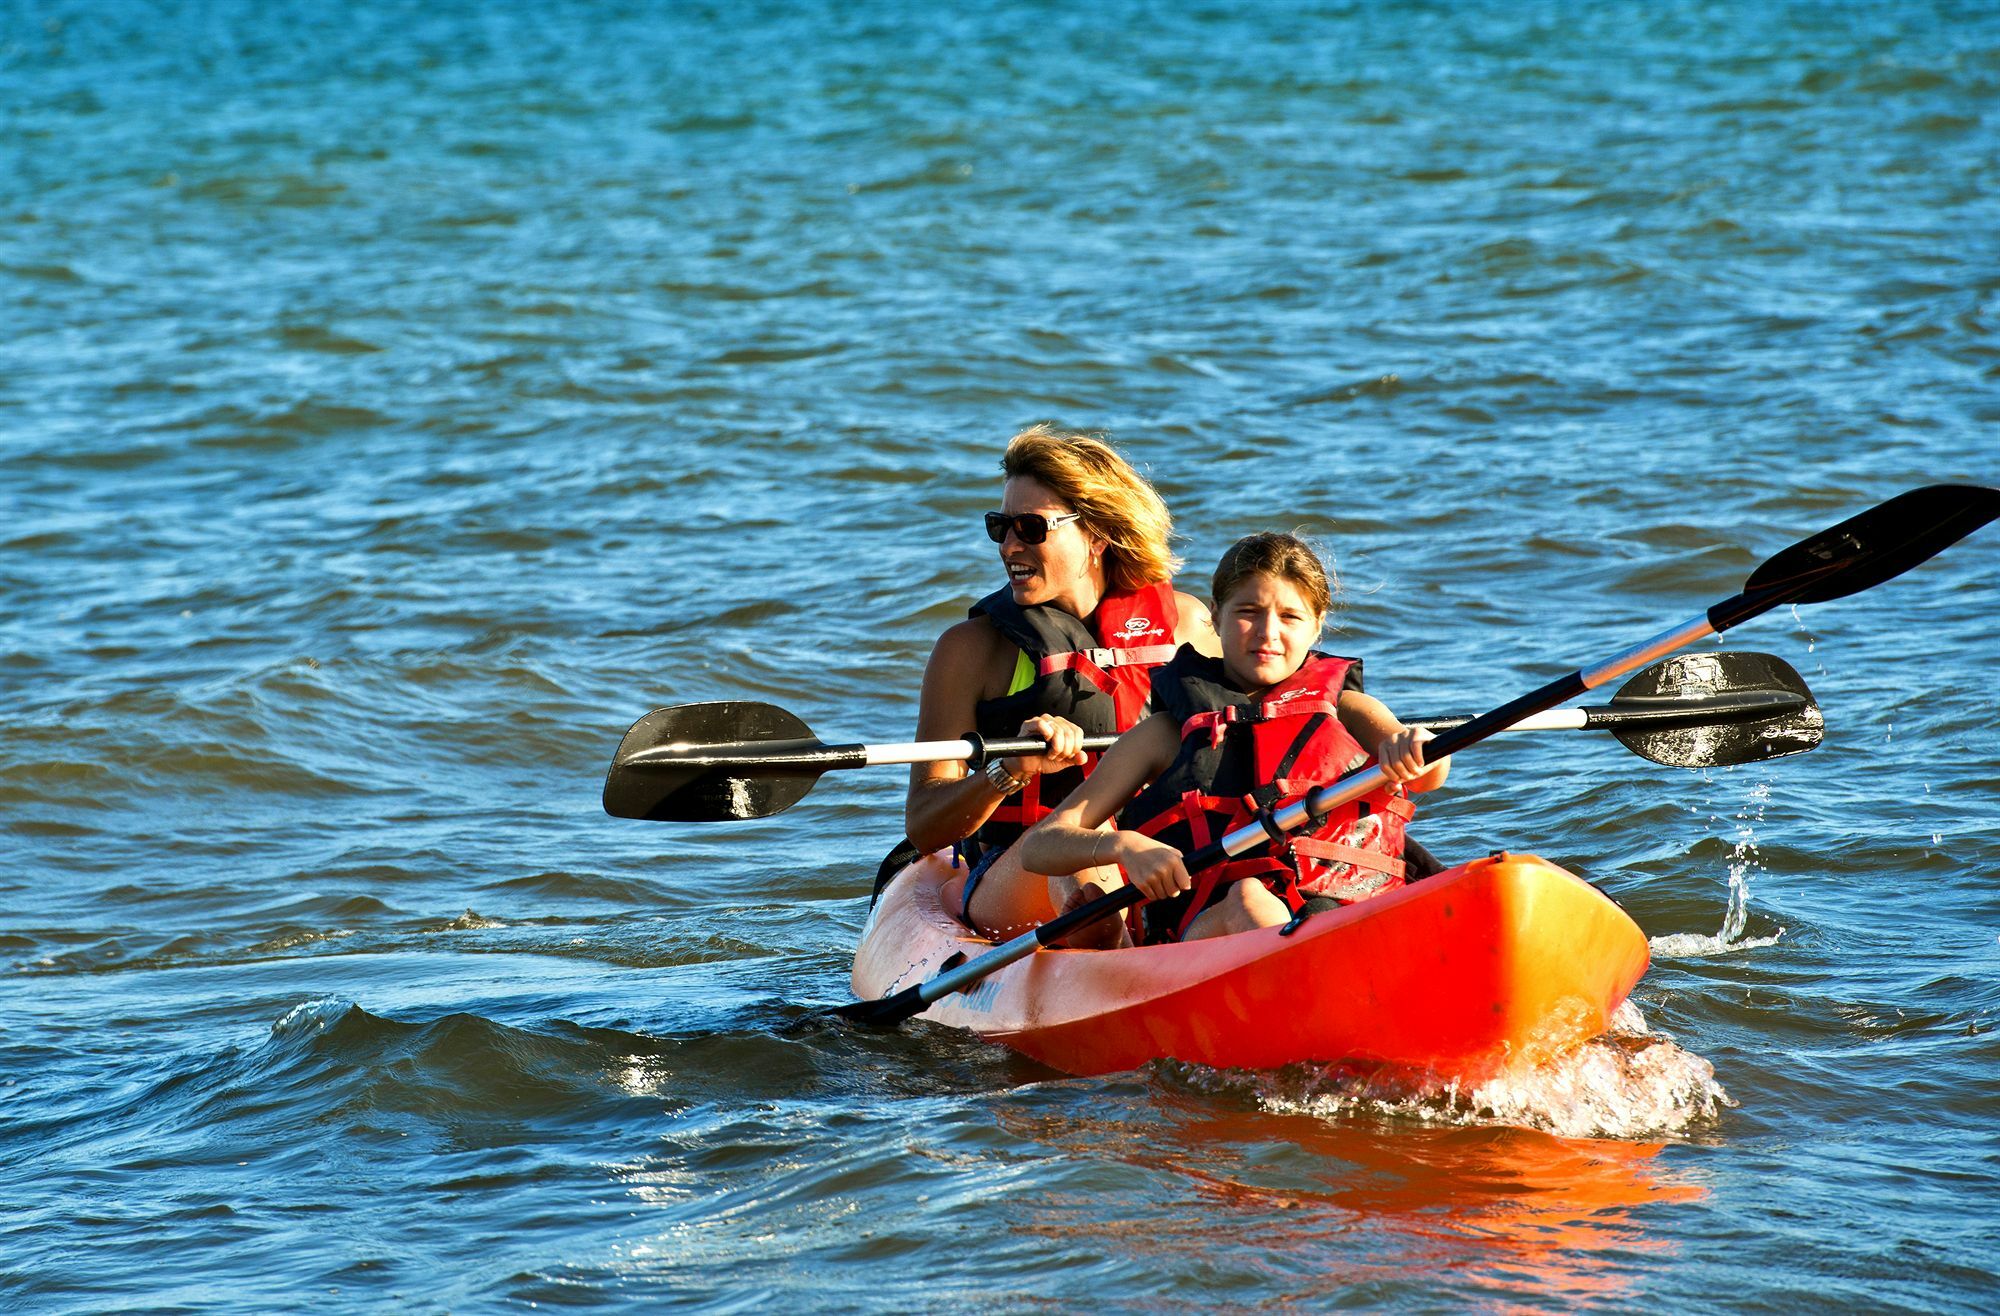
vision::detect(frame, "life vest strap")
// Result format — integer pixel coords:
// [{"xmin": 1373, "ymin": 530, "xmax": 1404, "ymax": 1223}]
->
[
  {"xmin": 1376, "ymin": 794, "xmax": 1417, "ymax": 823},
  {"xmin": 1037, "ymin": 644, "xmax": 1179, "ymax": 678},
  {"xmin": 1289, "ymin": 835, "xmax": 1408, "ymax": 878},
  {"xmin": 1181, "ymin": 706, "xmax": 1239, "ymax": 747},
  {"xmin": 1256, "ymin": 696, "xmax": 1342, "ymax": 723},
  {"xmin": 1182, "ymin": 697, "xmax": 1343, "ymax": 749}
]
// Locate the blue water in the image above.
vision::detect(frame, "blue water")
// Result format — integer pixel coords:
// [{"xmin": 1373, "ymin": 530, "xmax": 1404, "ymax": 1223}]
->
[{"xmin": 5, "ymin": 0, "xmax": 1999, "ymax": 1309}]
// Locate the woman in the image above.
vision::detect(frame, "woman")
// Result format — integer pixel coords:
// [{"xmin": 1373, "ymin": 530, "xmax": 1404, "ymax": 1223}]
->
[
  {"xmin": 906, "ymin": 425, "xmax": 1219, "ymax": 937},
  {"xmin": 1020, "ymin": 532, "xmax": 1449, "ymax": 945}
]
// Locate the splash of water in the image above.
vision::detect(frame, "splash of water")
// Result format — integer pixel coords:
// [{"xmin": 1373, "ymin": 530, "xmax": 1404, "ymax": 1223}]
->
[
  {"xmin": 1175, "ymin": 1003, "xmax": 1731, "ymax": 1141},
  {"xmin": 1653, "ymin": 780, "xmax": 1784, "ymax": 959},
  {"xmin": 1789, "ymin": 604, "xmax": 1821, "ymax": 668}
]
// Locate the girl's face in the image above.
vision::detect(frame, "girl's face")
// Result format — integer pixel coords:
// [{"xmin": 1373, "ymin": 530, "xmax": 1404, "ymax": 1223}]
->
[
  {"xmin": 995, "ymin": 475, "xmax": 1106, "ymax": 612},
  {"xmin": 1218, "ymin": 571, "xmax": 1323, "ymax": 690}
]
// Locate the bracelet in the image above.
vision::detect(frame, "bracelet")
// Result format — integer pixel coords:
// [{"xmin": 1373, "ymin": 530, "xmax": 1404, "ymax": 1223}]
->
[{"xmin": 983, "ymin": 758, "xmax": 1029, "ymax": 795}]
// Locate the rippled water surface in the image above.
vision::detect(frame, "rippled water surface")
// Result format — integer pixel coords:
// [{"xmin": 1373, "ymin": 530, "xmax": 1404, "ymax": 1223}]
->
[{"xmin": 6, "ymin": 1, "xmax": 1999, "ymax": 1309}]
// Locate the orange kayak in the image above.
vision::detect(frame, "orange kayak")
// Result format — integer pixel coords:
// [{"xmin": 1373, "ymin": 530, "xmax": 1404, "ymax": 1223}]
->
[{"xmin": 850, "ymin": 851, "xmax": 1650, "ymax": 1079}]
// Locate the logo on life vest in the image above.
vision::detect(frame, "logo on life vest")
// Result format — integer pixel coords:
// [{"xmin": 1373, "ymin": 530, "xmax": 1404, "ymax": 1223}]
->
[
  {"xmin": 1117, "ymin": 616, "xmax": 1165, "ymax": 639},
  {"xmin": 1265, "ymin": 686, "xmax": 1318, "ymax": 710}
]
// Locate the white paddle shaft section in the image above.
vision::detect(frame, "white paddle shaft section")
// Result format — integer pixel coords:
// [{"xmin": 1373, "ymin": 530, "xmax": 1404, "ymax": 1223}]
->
[
  {"xmin": 861, "ymin": 739, "xmax": 985, "ymax": 767},
  {"xmin": 1578, "ymin": 615, "xmax": 1719, "ymax": 691},
  {"xmin": 858, "ymin": 714, "xmax": 1609, "ymax": 769},
  {"xmin": 1410, "ymin": 709, "xmax": 1589, "ymax": 733}
]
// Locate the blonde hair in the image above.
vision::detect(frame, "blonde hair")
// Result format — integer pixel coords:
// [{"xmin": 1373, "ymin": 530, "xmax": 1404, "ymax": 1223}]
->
[
  {"xmin": 1210, "ymin": 532, "xmax": 1337, "ymax": 618},
  {"xmin": 1000, "ymin": 425, "xmax": 1180, "ymax": 591}
]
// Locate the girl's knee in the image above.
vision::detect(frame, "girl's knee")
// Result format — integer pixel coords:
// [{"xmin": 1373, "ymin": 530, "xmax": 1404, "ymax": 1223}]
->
[
  {"xmin": 1185, "ymin": 880, "xmax": 1289, "ymax": 940},
  {"xmin": 1228, "ymin": 880, "xmax": 1289, "ymax": 924}
]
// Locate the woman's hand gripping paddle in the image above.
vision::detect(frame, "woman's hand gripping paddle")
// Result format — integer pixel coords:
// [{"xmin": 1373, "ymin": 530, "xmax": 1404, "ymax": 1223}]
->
[
  {"xmin": 836, "ymin": 484, "xmax": 1998, "ymax": 1028},
  {"xmin": 604, "ymin": 652, "xmax": 1818, "ymax": 823}
]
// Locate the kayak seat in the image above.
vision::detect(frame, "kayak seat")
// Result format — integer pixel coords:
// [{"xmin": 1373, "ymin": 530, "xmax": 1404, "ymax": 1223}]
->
[{"xmin": 1403, "ymin": 837, "xmax": 1445, "ymax": 883}]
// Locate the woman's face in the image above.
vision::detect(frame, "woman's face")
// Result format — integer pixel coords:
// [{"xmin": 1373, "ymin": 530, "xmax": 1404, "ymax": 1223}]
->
[
  {"xmin": 996, "ymin": 475, "xmax": 1105, "ymax": 612},
  {"xmin": 1218, "ymin": 571, "xmax": 1323, "ymax": 690}
]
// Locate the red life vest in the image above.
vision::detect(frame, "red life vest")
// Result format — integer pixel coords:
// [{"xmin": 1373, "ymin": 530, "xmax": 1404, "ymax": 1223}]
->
[
  {"xmin": 1118, "ymin": 649, "xmax": 1413, "ymax": 943},
  {"xmin": 969, "ymin": 579, "xmax": 1181, "ymax": 851}
]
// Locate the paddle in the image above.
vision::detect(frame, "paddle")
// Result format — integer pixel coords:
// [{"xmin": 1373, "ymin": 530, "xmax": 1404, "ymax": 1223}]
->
[
  {"xmin": 1410, "ymin": 649, "xmax": 1821, "ymax": 768},
  {"xmin": 604, "ymin": 652, "xmax": 1819, "ymax": 822},
  {"xmin": 837, "ymin": 484, "xmax": 1998, "ymax": 1027}
]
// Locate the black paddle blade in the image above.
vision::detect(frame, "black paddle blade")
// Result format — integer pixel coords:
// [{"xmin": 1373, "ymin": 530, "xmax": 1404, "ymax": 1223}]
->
[
  {"xmin": 834, "ymin": 984, "xmax": 927, "ymax": 1027},
  {"xmin": 1738, "ymin": 484, "xmax": 2000, "ymax": 607},
  {"xmin": 1606, "ymin": 651, "xmax": 1822, "ymax": 767},
  {"xmin": 603, "ymin": 701, "xmax": 819, "ymax": 821}
]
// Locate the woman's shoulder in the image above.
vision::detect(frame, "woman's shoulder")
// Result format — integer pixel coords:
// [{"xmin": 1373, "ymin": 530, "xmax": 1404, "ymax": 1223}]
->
[
  {"xmin": 924, "ymin": 612, "xmax": 1021, "ymax": 701},
  {"xmin": 931, "ymin": 612, "xmax": 1010, "ymax": 663},
  {"xmin": 916, "ymin": 612, "xmax": 1024, "ymax": 724}
]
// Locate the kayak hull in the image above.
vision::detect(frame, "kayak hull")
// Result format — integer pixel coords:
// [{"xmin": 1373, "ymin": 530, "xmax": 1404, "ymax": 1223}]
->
[{"xmin": 850, "ymin": 851, "xmax": 1650, "ymax": 1079}]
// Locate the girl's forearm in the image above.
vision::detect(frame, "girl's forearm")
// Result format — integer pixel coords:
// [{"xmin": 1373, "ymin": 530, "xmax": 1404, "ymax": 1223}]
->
[{"xmin": 1020, "ymin": 819, "xmax": 1112, "ymax": 877}]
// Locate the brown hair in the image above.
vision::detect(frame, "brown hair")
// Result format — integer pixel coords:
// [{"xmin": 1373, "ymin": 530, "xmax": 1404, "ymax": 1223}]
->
[
  {"xmin": 1001, "ymin": 424, "xmax": 1180, "ymax": 591},
  {"xmin": 1210, "ymin": 532, "xmax": 1336, "ymax": 618}
]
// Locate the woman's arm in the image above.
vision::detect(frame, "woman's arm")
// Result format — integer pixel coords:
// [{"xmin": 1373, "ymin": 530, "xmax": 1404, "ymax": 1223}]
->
[
  {"xmin": 1337, "ymin": 689, "xmax": 1451, "ymax": 793},
  {"xmin": 1019, "ymin": 716, "xmax": 1193, "ymax": 901},
  {"xmin": 903, "ymin": 619, "xmax": 1086, "ymax": 852}
]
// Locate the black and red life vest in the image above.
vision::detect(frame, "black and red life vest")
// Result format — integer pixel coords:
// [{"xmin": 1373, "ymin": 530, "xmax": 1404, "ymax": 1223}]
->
[
  {"xmin": 1119, "ymin": 648, "xmax": 1413, "ymax": 943},
  {"xmin": 969, "ymin": 579, "xmax": 1181, "ymax": 852}
]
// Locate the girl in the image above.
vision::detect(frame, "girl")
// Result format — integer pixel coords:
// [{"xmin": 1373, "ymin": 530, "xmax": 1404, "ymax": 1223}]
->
[{"xmin": 1020, "ymin": 532, "xmax": 1449, "ymax": 945}]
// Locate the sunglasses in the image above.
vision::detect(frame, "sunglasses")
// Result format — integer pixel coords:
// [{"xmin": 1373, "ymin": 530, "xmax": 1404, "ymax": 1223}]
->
[{"xmin": 984, "ymin": 510, "xmax": 1084, "ymax": 545}]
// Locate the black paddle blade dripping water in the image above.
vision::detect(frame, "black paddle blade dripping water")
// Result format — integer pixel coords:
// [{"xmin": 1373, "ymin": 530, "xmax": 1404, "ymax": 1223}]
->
[
  {"xmin": 1602, "ymin": 651, "xmax": 1821, "ymax": 767},
  {"xmin": 1711, "ymin": 484, "xmax": 2000, "ymax": 629},
  {"xmin": 1406, "ymin": 651, "xmax": 1822, "ymax": 768},
  {"xmin": 603, "ymin": 701, "xmax": 824, "ymax": 821}
]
